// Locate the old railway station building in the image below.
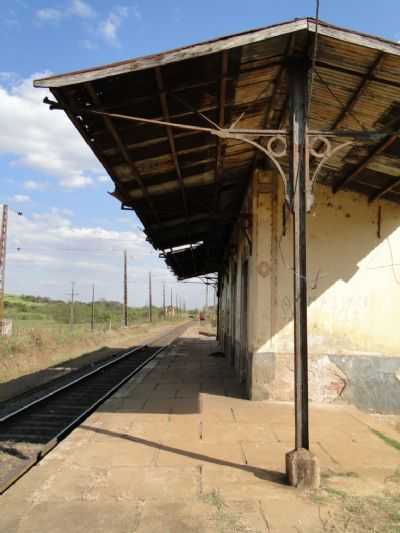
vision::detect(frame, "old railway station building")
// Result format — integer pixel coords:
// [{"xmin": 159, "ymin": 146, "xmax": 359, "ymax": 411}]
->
[{"xmin": 36, "ymin": 17, "xmax": 400, "ymax": 432}]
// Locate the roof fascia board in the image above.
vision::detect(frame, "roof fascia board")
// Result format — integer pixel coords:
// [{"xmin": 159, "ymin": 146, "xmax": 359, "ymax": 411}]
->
[
  {"xmin": 308, "ymin": 20, "xmax": 400, "ymax": 57},
  {"xmin": 34, "ymin": 19, "xmax": 308, "ymax": 88}
]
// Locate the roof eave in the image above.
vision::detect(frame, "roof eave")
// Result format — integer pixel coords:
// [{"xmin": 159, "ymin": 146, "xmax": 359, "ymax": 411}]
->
[{"xmin": 33, "ymin": 18, "xmax": 309, "ymax": 88}]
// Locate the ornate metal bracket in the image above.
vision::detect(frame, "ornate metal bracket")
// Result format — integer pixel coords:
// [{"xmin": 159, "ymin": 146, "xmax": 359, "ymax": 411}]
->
[{"xmin": 238, "ymin": 131, "xmax": 354, "ymax": 212}]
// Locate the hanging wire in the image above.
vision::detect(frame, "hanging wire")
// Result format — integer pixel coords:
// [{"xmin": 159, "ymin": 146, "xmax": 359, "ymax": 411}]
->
[
  {"xmin": 314, "ymin": 70, "xmax": 367, "ymax": 132},
  {"xmin": 290, "ymin": 1, "xmax": 322, "ymax": 208},
  {"xmin": 308, "ymin": 0, "xmax": 320, "ymax": 115}
]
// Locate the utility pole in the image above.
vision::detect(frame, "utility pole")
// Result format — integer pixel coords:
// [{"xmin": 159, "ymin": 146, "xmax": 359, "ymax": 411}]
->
[
  {"xmin": 0, "ymin": 205, "xmax": 8, "ymax": 327},
  {"xmin": 69, "ymin": 282, "xmax": 76, "ymax": 328},
  {"xmin": 148, "ymin": 271, "xmax": 152, "ymax": 322},
  {"xmin": 91, "ymin": 283, "xmax": 95, "ymax": 331},
  {"xmin": 205, "ymin": 283, "xmax": 208, "ymax": 315},
  {"xmin": 123, "ymin": 250, "xmax": 128, "ymax": 327},
  {"xmin": 162, "ymin": 281, "xmax": 166, "ymax": 319},
  {"xmin": 170, "ymin": 287, "xmax": 173, "ymax": 316}
]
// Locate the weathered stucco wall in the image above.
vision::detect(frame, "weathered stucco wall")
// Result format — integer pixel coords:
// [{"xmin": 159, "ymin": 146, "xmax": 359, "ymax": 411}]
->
[
  {"xmin": 266, "ymin": 180, "xmax": 400, "ymax": 356},
  {"xmin": 218, "ymin": 168, "xmax": 400, "ymax": 412}
]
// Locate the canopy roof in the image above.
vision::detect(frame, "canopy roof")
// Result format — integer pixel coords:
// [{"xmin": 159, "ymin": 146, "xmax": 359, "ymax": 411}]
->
[{"xmin": 35, "ymin": 18, "xmax": 400, "ymax": 278}]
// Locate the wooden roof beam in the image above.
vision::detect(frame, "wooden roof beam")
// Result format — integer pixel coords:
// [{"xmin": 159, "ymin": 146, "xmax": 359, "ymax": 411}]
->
[
  {"xmin": 267, "ymin": 33, "xmax": 296, "ymax": 128},
  {"xmin": 332, "ymin": 133, "xmax": 399, "ymax": 193},
  {"xmin": 214, "ymin": 50, "xmax": 229, "ymax": 193},
  {"xmin": 330, "ymin": 52, "xmax": 385, "ymax": 131},
  {"xmin": 155, "ymin": 66, "xmax": 190, "ymax": 219},
  {"xmin": 273, "ymin": 35, "xmax": 299, "ymax": 130},
  {"xmin": 315, "ymin": 59, "xmax": 400, "ymax": 91},
  {"xmin": 155, "ymin": 67, "xmax": 199, "ymax": 274},
  {"xmin": 149, "ymin": 212, "xmax": 213, "ymax": 231},
  {"xmin": 84, "ymin": 82, "xmax": 161, "ymax": 224},
  {"xmin": 369, "ymin": 175, "xmax": 400, "ymax": 203}
]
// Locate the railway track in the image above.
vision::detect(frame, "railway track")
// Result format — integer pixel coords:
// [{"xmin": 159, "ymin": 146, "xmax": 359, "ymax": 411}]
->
[{"xmin": 0, "ymin": 321, "xmax": 192, "ymax": 494}]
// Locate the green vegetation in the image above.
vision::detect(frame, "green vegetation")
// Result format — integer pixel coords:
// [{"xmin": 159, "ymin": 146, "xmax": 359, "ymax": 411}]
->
[
  {"xmin": 4, "ymin": 293, "xmax": 186, "ymax": 329},
  {"xmin": 200, "ymin": 490, "xmax": 260, "ymax": 533},
  {"xmin": 311, "ymin": 467, "xmax": 400, "ymax": 532},
  {"xmin": 315, "ymin": 490, "xmax": 400, "ymax": 532},
  {"xmin": 369, "ymin": 428, "xmax": 400, "ymax": 452}
]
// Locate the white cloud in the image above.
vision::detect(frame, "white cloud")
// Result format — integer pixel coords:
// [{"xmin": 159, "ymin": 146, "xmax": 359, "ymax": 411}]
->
[
  {"xmin": 35, "ymin": 1, "xmax": 95, "ymax": 24},
  {"xmin": 70, "ymin": 0, "xmax": 96, "ymax": 18},
  {"xmin": 35, "ymin": 7, "xmax": 63, "ymax": 22},
  {"xmin": 0, "ymin": 73, "xmax": 102, "ymax": 189},
  {"xmin": 97, "ymin": 175, "xmax": 111, "ymax": 183},
  {"xmin": 132, "ymin": 5, "xmax": 142, "ymax": 21},
  {"xmin": 11, "ymin": 194, "xmax": 31, "ymax": 203},
  {"xmin": 82, "ymin": 39, "xmax": 97, "ymax": 50},
  {"xmin": 23, "ymin": 180, "xmax": 48, "ymax": 191},
  {"xmin": 5, "ymin": 207, "xmax": 203, "ymax": 306},
  {"xmin": 5, "ymin": 208, "xmax": 172, "ymax": 302},
  {"xmin": 99, "ymin": 6, "xmax": 128, "ymax": 46}
]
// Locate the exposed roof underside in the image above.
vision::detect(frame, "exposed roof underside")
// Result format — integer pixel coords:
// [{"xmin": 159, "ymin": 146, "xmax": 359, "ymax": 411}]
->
[{"xmin": 35, "ymin": 18, "xmax": 400, "ymax": 279}]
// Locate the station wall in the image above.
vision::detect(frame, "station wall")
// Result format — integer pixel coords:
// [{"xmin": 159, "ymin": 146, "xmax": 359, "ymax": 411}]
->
[{"xmin": 218, "ymin": 169, "xmax": 400, "ymax": 413}]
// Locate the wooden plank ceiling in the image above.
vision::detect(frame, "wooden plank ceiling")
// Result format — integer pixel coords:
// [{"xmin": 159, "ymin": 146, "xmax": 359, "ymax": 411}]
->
[{"xmin": 35, "ymin": 18, "xmax": 400, "ymax": 279}]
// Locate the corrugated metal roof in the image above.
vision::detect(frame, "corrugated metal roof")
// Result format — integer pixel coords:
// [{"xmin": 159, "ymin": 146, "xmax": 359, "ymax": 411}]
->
[{"xmin": 34, "ymin": 18, "xmax": 400, "ymax": 279}]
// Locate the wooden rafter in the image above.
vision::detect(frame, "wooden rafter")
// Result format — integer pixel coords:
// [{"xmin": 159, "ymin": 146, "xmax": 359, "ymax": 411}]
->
[
  {"xmin": 155, "ymin": 67, "xmax": 190, "ymax": 219},
  {"xmin": 266, "ymin": 34, "xmax": 296, "ymax": 129},
  {"xmin": 84, "ymin": 82, "xmax": 161, "ymax": 224},
  {"xmin": 332, "ymin": 133, "xmax": 399, "ymax": 194},
  {"xmin": 316, "ymin": 59, "xmax": 400, "ymax": 92},
  {"xmin": 214, "ymin": 50, "xmax": 229, "ymax": 198},
  {"xmin": 329, "ymin": 52, "xmax": 385, "ymax": 132},
  {"xmin": 154, "ymin": 67, "xmax": 199, "ymax": 275},
  {"xmin": 369, "ymin": 175, "xmax": 400, "ymax": 203},
  {"xmin": 251, "ymin": 33, "xmax": 295, "ymax": 172}
]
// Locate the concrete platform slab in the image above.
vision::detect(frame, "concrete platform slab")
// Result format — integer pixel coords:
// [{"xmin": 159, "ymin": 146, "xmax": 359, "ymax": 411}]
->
[
  {"xmin": 1, "ymin": 326, "xmax": 399, "ymax": 533},
  {"xmin": 18, "ymin": 500, "xmax": 143, "ymax": 533},
  {"xmin": 93, "ymin": 465, "xmax": 200, "ymax": 501}
]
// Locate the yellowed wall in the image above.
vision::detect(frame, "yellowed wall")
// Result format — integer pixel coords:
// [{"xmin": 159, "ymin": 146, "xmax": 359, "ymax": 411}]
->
[
  {"xmin": 264, "ymin": 181, "xmax": 400, "ymax": 356},
  {"xmin": 220, "ymin": 171, "xmax": 400, "ymax": 362}
]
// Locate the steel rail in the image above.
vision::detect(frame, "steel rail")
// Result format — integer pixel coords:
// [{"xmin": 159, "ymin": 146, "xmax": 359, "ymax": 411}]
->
[
  {"xmin": 0, "ymin": 322, "xmax": 190, "ymax": 423},
  {"xmin": 0, "ymin": 321, "xmax": 192, "ymax": 494}
]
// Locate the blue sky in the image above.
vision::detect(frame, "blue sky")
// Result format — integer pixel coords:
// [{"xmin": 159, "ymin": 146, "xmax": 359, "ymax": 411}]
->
[{"xmin": 1, "ymin": 0, "xmax": 399, "ymax": 306}]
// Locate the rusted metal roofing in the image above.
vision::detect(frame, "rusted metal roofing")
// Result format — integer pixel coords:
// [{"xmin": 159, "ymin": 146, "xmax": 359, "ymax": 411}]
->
[{"xmin": 34, "ymin": 17, "xmax": 400, "ymax": 279}]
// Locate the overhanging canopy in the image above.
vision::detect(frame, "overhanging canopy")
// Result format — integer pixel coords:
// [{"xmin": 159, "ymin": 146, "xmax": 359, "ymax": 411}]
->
[{"xmin": 35, "ymin": 18, "xmax": 400, "ymax": 278}]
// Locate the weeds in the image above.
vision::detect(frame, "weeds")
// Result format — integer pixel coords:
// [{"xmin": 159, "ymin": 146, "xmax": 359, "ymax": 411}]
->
[
  {"xmin": 200, "ymin": 490, "xmax": 261, "ymax": 533},
  {"xmin": 311, "ymin": 467, "xmax": 400, "ymax": 532},
  {"xmin": 370, "ymin": 428, "xmax": 400, "ymax": 452}
]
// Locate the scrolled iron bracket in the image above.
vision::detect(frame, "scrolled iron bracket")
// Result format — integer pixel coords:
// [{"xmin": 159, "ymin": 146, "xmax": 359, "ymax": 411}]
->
[
  {"xmin": 308, "ymin": 134, "xmax": 354, "ymax": 187},
  {"xmin": 304, "ymin": 134, "xmax": 354, "ymax": 212}
]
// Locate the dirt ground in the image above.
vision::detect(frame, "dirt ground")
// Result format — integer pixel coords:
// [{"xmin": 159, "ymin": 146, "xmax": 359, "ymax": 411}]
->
[
  {"xmin": 1, "ymin": 326, "xmax": 399, "ymax": 532},
  {"xmin": 0, "ymin": 320, "xmax": 187, "ymax": 403}
]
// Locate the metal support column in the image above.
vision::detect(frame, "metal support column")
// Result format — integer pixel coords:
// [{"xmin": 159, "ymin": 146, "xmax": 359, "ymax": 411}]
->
[{"xmin": 288, "ymin": 60, "xmax": 310, "ymax": 451}]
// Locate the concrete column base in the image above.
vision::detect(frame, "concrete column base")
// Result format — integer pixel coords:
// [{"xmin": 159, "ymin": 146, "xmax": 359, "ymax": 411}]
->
[{"xmin": 286, "ymin": 448, "xmax": 320, "ymax": 489}]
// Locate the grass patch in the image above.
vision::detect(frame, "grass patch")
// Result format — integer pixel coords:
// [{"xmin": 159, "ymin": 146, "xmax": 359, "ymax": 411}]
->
[
  {"xmin": 313, "ymin": 490, "xmax": 400, "ymax": 532},
  {"xmin": 386, "ymin": 467, "xmax": 400, "ymax": 485},
  {"xmin": 311, "ymin": 467, "xmax": 400, "ymax": 532},
  {"xmin": 200, "ymin": 491, "xmax": 261, "ymax": 533},
  {"xmin": 201, "ymin": 489, "xmax": 225, "ymax": 511},
  {"xmin": 322, "ymin": 470, "xmax": 359, "ymax": 481},
  {"xmin": 370, "ymin": 428, "xmax": 400, "ymax": 452}
]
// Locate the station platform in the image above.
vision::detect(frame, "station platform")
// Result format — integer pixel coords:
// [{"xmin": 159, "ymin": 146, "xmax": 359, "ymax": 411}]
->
[{"xmin": 1, "ymin": 325, "xmax": 399, "ymax": 532}]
